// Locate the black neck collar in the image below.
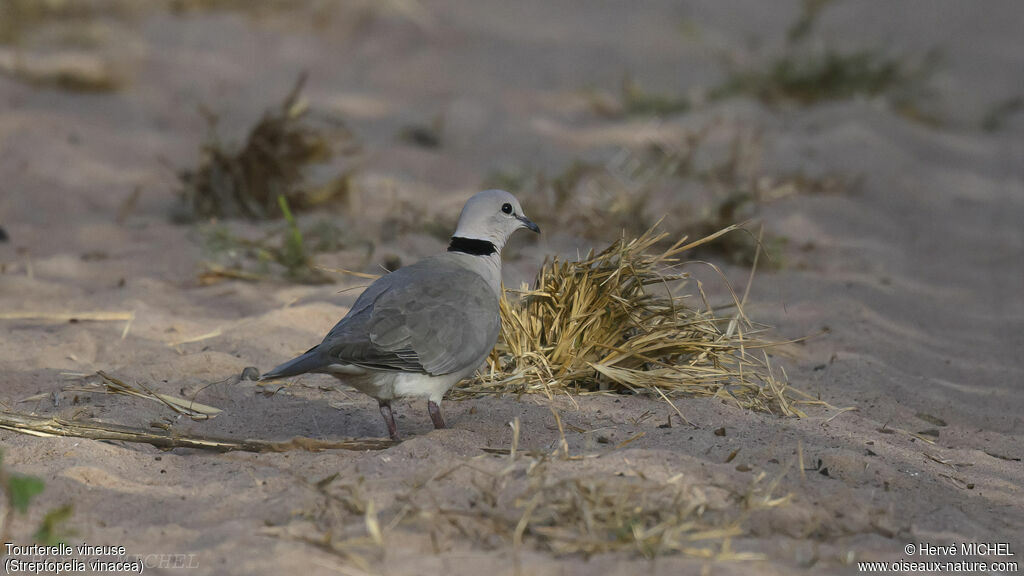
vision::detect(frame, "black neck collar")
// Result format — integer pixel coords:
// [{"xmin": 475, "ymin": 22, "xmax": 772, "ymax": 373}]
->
[{"xmin": 448, "ymin": 237, "xmax": 497, "ymax": 256}]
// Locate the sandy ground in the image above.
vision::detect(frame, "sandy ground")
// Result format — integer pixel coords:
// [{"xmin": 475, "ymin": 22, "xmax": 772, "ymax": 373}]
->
[{"xmin": 1, "ymin": 2, "xmax": 1022, "ymax": 575}]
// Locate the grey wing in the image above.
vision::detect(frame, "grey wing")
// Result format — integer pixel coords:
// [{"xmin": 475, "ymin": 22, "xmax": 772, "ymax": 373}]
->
[{"xmin": 320, "ymin": 262, "xmax": 500, "ymax": 376}]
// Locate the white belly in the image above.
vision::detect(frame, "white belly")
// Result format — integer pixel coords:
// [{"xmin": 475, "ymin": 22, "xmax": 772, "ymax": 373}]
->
[
  {"xmin": 392, "ymin": 372, "xmax": 462, "ymax": 402},
  {"xmin": 324, "ymin": 363, "xmax": 471, "ymax": 403}
]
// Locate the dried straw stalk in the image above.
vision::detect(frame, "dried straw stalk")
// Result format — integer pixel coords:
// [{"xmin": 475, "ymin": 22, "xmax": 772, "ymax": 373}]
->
[{"xmin": 0, "ymin": 411, "xmax": 392, "ymax": 452}]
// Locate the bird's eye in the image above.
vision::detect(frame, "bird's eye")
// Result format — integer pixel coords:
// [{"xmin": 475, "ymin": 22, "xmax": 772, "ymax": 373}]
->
[{"xmin": 501, "ymin": 203, "xmax": 513, "ymax": 214}]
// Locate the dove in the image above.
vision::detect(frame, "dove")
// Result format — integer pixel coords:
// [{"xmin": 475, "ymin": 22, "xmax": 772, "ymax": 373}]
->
[{"xmin": 261, "ymin": 189, "xmax": 539, "ymax": 440}]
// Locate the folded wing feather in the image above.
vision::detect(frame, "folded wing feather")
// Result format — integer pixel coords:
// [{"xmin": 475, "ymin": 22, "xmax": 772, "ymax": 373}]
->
[{"xmin": 320, "ymin": 259, "xmax": 500, "ymax": 376}]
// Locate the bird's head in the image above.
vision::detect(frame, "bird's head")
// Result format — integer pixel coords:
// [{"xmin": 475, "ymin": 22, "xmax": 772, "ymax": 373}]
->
[{"xmin": 451, "ymin": 189, "xmax": 540, "ymax": 253}]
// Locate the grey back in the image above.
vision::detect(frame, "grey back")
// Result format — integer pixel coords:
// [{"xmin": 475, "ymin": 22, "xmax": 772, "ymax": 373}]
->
[{"xmin": 317, "ymin": 258, "xmax": 500, "ymax": 376}]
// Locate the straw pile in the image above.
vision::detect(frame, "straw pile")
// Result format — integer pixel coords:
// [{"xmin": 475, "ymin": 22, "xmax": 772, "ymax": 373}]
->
[
  {"xmin": 177, "ymin": 73, "xmax": 356, "ymax": 220},
  {"xmin": 501, "ymin": 475, "xmax": 754, "ymax": 558},
  {"xmin": 291, "ymin": 434, "xmax": 791, "ymax": 564},
  {"xmin": 460, "ymin": 225, "xmax": 812, "ymax": 416}
]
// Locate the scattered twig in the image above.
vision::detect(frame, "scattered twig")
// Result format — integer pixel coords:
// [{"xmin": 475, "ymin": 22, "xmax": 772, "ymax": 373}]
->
[{"xmin": 0, "ymin": 410, "xmax": 392, "ymax": 453}]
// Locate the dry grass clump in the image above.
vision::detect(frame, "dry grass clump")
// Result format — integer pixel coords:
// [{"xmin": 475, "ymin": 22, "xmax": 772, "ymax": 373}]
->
[
  {"xmin": 508, "ymin": 476, "xmax": 751, "ymax": 558},
  {"xmin": 604, "ymin": 75, "xmax": 692, "ymax": 117},
  {"xmin": 494, "ymin": 120, "xmax": 852, "ymax": 267},
  {"xmin": 0, "ymin": 52, "xmax": 123, "ymax": 92},
  {"xmin": 195, "ymin": 196, "xmax": 347, "ymax": 285},
  {"xmin": 163, "ymin": 0, "xmax": 348, "ymax": 32},
  {"xmin": 714, "ymin": 48, "xmax": 938, "ymax": 115},
  {"xmin": 285, "ymin": 448, "xmax": 789, "ymax": 565},
  {"xmin": 166, "ymin": 0, "xmax": 304, "ymax": 15},
  {"xmin": 176, "ymin": 74, "xmax": 358, "ymax": 221},
  {"xmin": 710, "ymin": 0, "xmax": 940, "ymax": 124},
  {"xmin": 0, "ymin": 0, "xmax": 134, "ymax": 45},
  {"xmin": 460, "ymin": 226, "xmax": 814, "ymax": 416},
  {"xmin": 408, "ymin": 474, "xmax": 759, "ymax": 560},
  {"xmin": 581, "ymin": 0, "xmax": 939, "ymax": 124},
  {"xmin": 0, "ymin": 0, "xmax": 136, "ymax": 92}
]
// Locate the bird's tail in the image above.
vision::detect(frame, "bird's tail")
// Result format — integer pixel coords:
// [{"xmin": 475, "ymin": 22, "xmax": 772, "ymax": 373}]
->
[{"xmin": 260, "ymin": 347, "xmax": 323, "ymax": 381}]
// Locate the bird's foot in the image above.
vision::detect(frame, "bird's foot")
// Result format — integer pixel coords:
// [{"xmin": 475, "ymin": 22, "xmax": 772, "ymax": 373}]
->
[
  {"xmin": 379, "ymin": 400, "xmax": 400, "ymax": 441},
  {"xmin": 427, "ymin": 400, "xmax": 446, "ymax": 430}
]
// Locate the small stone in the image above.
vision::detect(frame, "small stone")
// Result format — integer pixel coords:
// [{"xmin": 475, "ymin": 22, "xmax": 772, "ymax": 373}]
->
[{"xmin": 241, "ymin": 366, "xmax": 260, "ymax": 381}]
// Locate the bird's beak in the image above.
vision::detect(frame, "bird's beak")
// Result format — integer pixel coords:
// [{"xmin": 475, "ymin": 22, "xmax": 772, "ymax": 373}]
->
[{"xmin": 517, "ymin": 215, "xmax": 541, "ymax": 233}]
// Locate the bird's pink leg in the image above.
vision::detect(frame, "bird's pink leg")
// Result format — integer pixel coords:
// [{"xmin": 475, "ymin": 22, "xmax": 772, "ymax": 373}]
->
[
  {"xmin": 427, "ymin": 400, "xmax": 446, "ymax": 429},
  {"xmin": 379, "ymin": 400, "xmax": 399, "ymax": 440}
]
